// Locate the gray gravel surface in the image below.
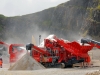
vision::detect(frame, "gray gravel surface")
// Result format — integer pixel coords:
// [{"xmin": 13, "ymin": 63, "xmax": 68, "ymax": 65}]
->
[{"xmin": 0, "ymin": 67, "xmax": 99, "ymax": 75}]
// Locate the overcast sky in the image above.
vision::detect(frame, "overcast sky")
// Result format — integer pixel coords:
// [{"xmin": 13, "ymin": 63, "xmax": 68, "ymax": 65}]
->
[{"xmin": 0, "ymin": 0, "xmax": 69, "ymax": 17}]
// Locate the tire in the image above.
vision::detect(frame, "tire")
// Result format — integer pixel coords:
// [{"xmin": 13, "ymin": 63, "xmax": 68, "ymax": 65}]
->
[{"xmin": 60, "ymin": 63, "xmax": 65, "ymax": 68}]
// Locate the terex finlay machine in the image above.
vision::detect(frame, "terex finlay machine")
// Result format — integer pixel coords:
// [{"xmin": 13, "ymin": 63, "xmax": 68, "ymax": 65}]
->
[
  {"xmin": 0, "ymin": 41, "xmax": 26, "ymax": 63},
  {"xmin": 26, "ymin": 35, "xmax": 100, "ymax": 68}
]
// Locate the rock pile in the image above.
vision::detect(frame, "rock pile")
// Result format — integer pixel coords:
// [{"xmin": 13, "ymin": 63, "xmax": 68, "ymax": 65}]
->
[
  {"xmin": 86, "ymin": 70, "xmax": 100, "ymax": 75},
  {"xmin": 8, "ymin": 53, "xmax": 45, "ymax": 70}
]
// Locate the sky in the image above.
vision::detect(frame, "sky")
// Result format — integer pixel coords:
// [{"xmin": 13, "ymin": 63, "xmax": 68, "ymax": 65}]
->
[{"xmin": 0, "ymin": 0, "xmax": 69, "ymax": 17}]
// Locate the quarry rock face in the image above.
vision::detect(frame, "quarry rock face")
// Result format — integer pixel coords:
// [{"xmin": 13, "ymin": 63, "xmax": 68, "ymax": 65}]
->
[
  {"xmin": 8, "ymin": 53, "xmax": 45, "ymax": 70},
  {"xmin": 1, "ymin": 0, "xmax": 100, "ymax": 42}
]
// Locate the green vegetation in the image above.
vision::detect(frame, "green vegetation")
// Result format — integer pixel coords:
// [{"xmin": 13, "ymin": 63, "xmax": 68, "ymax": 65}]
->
[
  {"xmin": 87, "ymin": 8, "xmax": 94, "ymax": 18},
  {"xmin": 82, "ymin": 30, "xmax": 88, "ymax": 37},
  {"xmin": 0, "ymin": 14, "xmax": 6, "ymax": 19},
  {"xmin": 96, "ymin": 5, "xmax": 100, "ymax": 9},
  {"xmin": 0, "ymin": 24, "xmax": 3, "ymax": 32},
  {"xmin": 43, "ymin": 20, "xmax": 52, "ymax": 26},
  {"xmin": 0, "ymin": 14, "xmax": 6, "ymax": 32}
]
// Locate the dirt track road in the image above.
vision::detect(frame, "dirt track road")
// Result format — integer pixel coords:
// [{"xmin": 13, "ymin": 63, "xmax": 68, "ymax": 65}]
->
[{"xmin": 0, "ymin": 67, "xmax": 99, "ymax": 75}]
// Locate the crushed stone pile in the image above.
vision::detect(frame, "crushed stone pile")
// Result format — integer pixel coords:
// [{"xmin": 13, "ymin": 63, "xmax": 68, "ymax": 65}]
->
[
  {"xmin": 8, "ymin": 53, "xmax": 45, "ymax": 70},
  {"xmin": 86, "ymin": 70, "xmax": 100, "ymax": 75}
]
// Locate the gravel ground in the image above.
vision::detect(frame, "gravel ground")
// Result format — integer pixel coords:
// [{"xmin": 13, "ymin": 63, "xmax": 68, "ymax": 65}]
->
[
  {"xmin": 0, "ymin": 49, "xmax": 100, "ymax": 75},
  {"xmin": 0, "ymin": 67, "xmax": 99, "ymax": 75}
]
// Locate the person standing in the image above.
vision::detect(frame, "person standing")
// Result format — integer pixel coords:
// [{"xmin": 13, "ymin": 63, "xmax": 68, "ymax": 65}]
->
[{"xmin": 0, "ymin": 58, "xmax": 3, "ymax": 68}]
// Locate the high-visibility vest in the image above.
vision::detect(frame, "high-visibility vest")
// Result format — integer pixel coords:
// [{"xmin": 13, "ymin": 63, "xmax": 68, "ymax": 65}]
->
[{"xmin": 0, "ymin": 60, "xmax": 2, "ymax": 65}]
